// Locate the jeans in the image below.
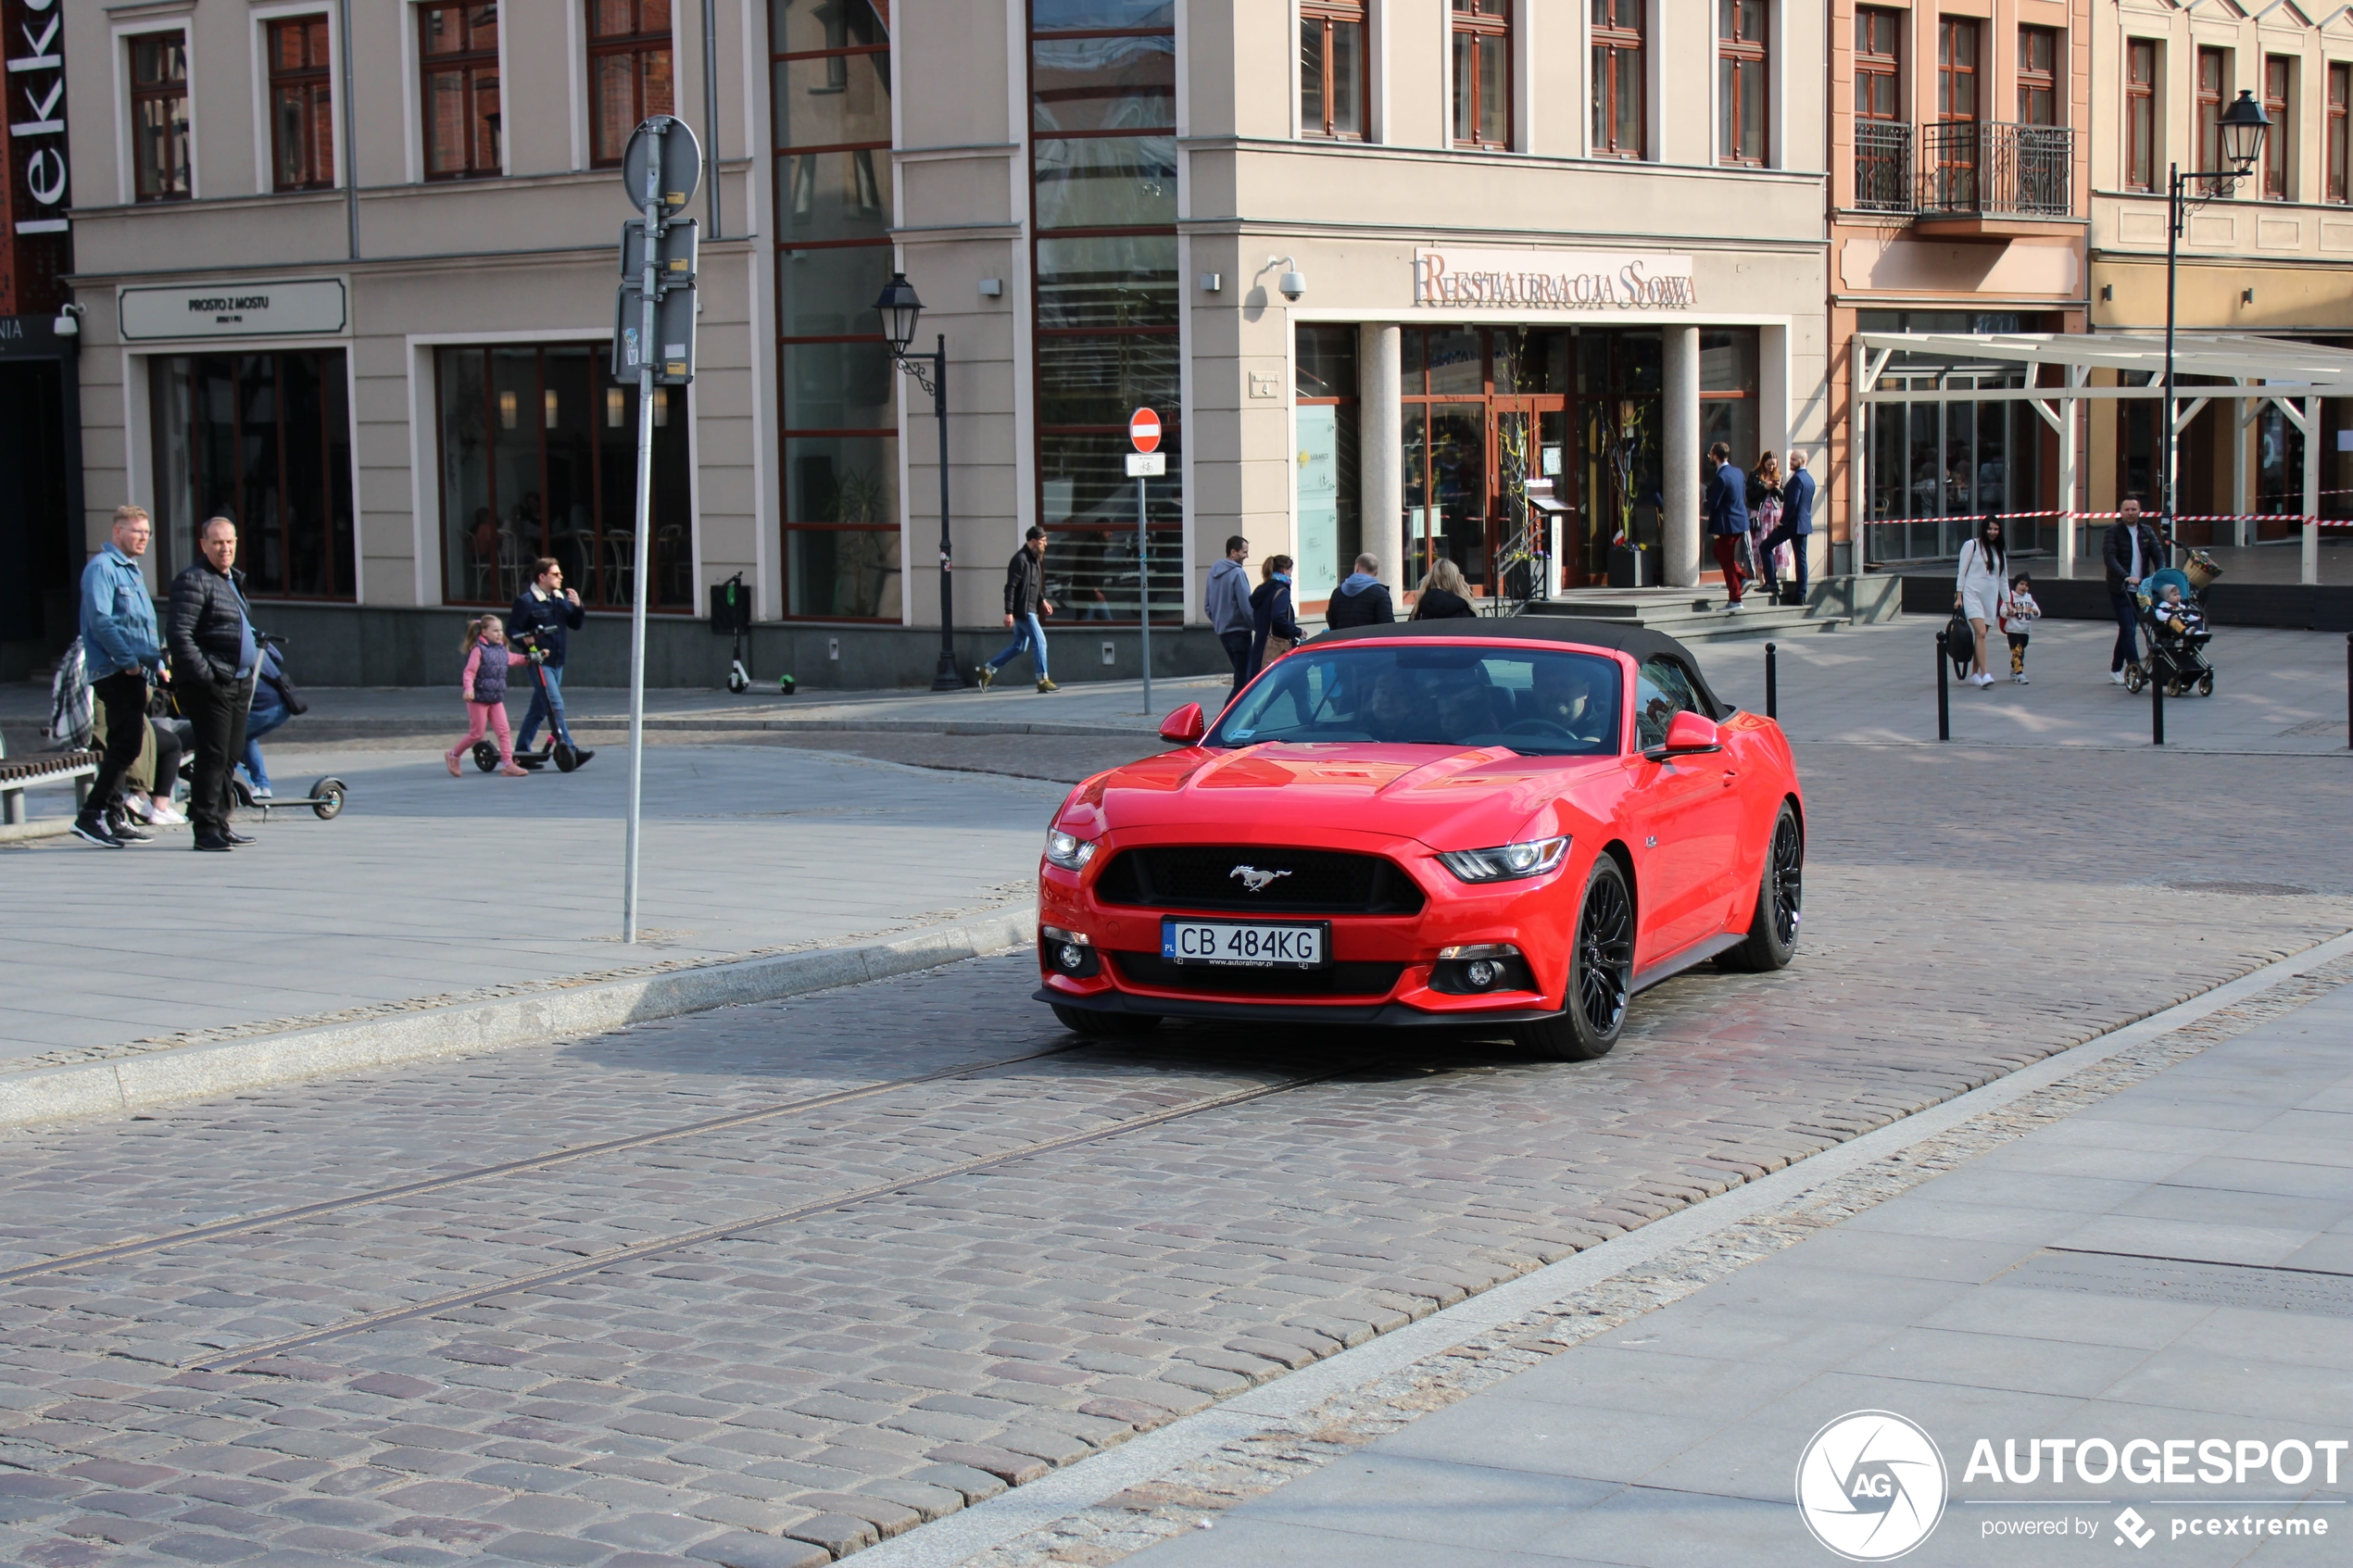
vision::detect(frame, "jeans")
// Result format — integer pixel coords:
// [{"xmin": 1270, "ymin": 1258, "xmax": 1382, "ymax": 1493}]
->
[
  {"xmin": 1219, "ymin": 630, "xmax": 1253, "ymax": 705},
  {"xmin": 518, "ymin": 663, "xmax": 567, "ymax": 751},
  {"xmin": 184, "ymin": 674, "xmax": 254, "ymax": 836},
  {"xmin": 85, "ymin": 671, "xmax": 151, "ymax": 817},
  {"xmin": 2108, "ymin": 591, "xmax": 2142, "ymax": 672},
  {"xmin": 1711, "ymin": 534, "xmax": 1747, "ymax": 602},
  {"xmin": 1759, "ymin": 524, "xmax": 1808, "ymax": 597},
  {"xmin": 987, "ymin": 613, "xmax": 1050, "ymax": 680},
  {"xmin": 242, "ymin": 692, "xmax": 288, "ymax": 792}
]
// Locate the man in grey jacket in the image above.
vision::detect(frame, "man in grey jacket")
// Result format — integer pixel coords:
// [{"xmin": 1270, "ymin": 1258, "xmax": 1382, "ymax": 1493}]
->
[{"xmin": 1204, "ymin": 535, "xmax": 1253, "ymax": 704}]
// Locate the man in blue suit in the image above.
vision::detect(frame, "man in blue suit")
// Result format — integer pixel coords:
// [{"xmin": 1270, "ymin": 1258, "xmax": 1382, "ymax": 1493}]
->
[
  {"xmin": 1705, "ymin": 442, "xmax": 1750, "ymax": 611},
  {"xmin": 1761, "ymin": 448, "xmax": 1815, "ymax": 602}
]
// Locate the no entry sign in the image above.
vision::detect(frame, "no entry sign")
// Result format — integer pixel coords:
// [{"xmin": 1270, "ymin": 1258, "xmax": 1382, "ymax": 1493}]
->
[{"xmin": 1129, "ymin": 408, "xmax": 1161, "ymax": 453}]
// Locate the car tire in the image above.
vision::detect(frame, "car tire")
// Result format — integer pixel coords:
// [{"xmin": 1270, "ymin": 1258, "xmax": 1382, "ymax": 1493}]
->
[
  {"xmin": 1723, "ymin": 801, "xmax": 1804, "ymax": 973},
  {"xmin": 1051, "ymin": 1003, "xmax": 1162, "ymax": 1039},
  {"xmin": 1513, "ymin": 855, "xmax": 1633, "ymax": 1062}
]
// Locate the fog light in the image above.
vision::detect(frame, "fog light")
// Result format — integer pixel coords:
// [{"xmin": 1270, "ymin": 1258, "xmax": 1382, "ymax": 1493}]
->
[
  {"xmin": 1058, "ymin": 943, "xmax": 1086, "ymax": 971},
  {"xmin": 1466, "ymin": 960, "xmax": 1499, "ymax": 988}
]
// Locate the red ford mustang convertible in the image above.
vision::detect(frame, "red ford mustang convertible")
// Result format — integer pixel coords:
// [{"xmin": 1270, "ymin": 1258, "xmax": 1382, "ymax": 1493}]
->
[{"xmin": 1034, "ymin": 619, "xmax": 1805, "ymax": 1060}]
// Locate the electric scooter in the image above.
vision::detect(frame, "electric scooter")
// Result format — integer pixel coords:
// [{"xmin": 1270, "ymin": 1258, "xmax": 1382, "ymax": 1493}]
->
[{"xmin": 473, "ymin": 636, "xmax": 589, "ymax": 772}]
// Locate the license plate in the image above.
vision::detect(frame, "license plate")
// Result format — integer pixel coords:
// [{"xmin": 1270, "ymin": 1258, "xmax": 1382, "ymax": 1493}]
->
[{"xmin": 1161, "ymin": 919, "xmax": 1328, "ymax": 969}]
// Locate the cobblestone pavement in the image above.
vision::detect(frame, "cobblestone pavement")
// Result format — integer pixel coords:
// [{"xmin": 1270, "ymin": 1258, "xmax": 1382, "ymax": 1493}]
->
[{"xmin": 0, "ymin": 746, "xmax": 2347, "ymax": 1568}]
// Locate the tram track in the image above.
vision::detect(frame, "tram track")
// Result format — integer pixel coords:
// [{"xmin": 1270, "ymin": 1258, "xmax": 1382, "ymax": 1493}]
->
[
  {"xmin": 0, "ymin": 1042, "xmax": 1088, "ymax": 1286},
  {"xmin": 180, "ymin": 1060, "xmax": 1374, "ymax": 1374}
]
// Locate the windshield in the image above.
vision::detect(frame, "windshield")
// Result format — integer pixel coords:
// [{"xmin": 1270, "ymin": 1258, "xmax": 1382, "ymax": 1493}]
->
[{"xmin": 1207, "ymin": 645, "xmax": 1622, "ymax": 757}]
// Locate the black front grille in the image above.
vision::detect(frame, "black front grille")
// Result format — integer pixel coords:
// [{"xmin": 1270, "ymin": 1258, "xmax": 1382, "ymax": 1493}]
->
[
  {"xmin": 1111, "ymin": 952, "xmax": 1406, "ymax": 997},
  {"xmin": 1096, "ymin": 847, "xmax": 1424, "ymax": 915}
]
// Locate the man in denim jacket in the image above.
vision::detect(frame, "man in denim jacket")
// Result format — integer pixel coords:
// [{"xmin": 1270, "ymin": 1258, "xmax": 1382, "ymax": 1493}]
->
[{"xmin": 74, "ymin": 506, "xmax": 166, "ymax": 847}]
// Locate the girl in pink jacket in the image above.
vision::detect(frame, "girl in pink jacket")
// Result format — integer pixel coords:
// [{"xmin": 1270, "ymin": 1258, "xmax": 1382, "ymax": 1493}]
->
[{"xmin": 446, "ymin": 615, "xmax": 530, "ymax": 777}]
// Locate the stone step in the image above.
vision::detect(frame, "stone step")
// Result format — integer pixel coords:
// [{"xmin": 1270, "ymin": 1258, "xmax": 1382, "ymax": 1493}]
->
[{"xmin": 1516, "ymin": 594, "xmax": 1849, "ymax": 644}]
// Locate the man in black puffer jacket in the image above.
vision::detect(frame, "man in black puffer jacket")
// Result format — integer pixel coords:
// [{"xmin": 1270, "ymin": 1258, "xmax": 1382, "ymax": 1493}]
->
[{"xmin": 166, "ymin": 517, "xmax": 258, "ymax": 851}]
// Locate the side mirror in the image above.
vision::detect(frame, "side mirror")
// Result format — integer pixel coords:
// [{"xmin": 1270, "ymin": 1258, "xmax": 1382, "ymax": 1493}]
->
[
  {"xmin": 1643, "ymin": 709, "xmax": 1723, "ymax": 762},
  {"xmin": 1158, "ymin": 702, "xmax": 1206, "ymax": 745}
]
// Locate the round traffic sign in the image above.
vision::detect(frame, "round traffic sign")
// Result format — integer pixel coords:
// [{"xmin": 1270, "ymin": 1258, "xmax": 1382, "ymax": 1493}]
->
[
  {"xmin": 1129, "ymin": 408, "xmax": 1161, "ymax": 454},
  {"xmin": 623, "ymin": 115, "xmax": 703, "ymax": 219}
]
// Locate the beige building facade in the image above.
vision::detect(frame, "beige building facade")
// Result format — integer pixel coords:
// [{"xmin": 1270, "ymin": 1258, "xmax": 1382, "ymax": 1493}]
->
[
  {"xmin": 58, "ymin": 0, "xmax": 1832, "ymax": 686},
  {"xmin": 2089, "ymin": 0, "xmax": 2353, "ymax": 541}
]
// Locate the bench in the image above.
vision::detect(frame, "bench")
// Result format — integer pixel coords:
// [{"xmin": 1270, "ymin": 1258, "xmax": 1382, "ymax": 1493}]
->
[{"xmin": 0, "ymin": 749, "xmax": 101, "ymax": 827}]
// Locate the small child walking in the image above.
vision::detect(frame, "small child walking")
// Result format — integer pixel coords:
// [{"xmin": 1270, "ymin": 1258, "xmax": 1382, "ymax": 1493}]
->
[
  {"xmin": 2002, "ymin": 571, "xmax": 2043, "ymax": 686},
  {"xmin": 447, "ymin": 615, "xmax": 530, "ymax": 776}
]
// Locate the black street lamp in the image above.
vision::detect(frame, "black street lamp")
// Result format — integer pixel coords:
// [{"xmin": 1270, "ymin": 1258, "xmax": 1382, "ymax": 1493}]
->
[
  {"xmin": 2162, "ymin": 90, "xmax": 2269, "ymax": 554},
  {"xmin": 875, "ymin": 271, "xmax": 962, "ymax": 691}
]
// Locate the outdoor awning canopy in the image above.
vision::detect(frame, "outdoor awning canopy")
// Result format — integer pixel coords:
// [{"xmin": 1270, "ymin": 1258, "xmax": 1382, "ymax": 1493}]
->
[{"xmin": 1856, "ymin": 331, "xmax": 2353, "ymax": 395}]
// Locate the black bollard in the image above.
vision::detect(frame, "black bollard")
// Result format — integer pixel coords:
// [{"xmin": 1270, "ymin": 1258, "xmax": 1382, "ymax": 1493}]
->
[
  {"xmin": 2152, "ymin": 665, "xmax": 2165, "ymax": 746},
  {"xmin": 2346, "ymin": 633, "xmax": 2351, "ymax": 750},
  {"xmin": 1935, "ymin": 632, "xmax": 1950, "ymax": 742},
  {"xmin": 1766, "ymin": 642, "xmax": 1779, "ymax": 721}
]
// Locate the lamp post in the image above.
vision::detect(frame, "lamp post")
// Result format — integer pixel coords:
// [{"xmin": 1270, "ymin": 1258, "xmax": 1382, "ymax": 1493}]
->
[
  {"xmin": 2163, "ymin": 91, "xmax": 2269, "ymax": 553},
  {"xmin": 875, "ymin": 272, "xmax": 962, "ymax": 691}
]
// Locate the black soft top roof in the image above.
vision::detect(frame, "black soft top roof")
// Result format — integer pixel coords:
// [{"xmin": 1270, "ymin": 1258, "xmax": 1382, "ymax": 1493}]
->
[{"xmin": 1300, "ymin": 616, "xmax": 1732, "ymax": 719}]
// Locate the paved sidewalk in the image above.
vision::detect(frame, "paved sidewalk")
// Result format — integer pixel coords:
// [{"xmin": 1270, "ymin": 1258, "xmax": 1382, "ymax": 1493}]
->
[
  {"xmin": 0, "ymin": 743, "xmax": 1063, "ymax": 1064},
  {"xmin": 1129, "ymin": 975, "xmax": 2353, "ymax": 1568}
]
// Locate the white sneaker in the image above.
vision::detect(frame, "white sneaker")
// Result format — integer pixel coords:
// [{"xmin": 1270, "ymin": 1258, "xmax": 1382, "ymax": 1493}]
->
[
  {"xmin": 124, "ymin": 793, "xmax": 159, "ymax": 823},
  {"xmin": 149, "ymin": 799, "xmax": 189, "ymax": 825},
  {"xmin": 2108, "ymin": 671, "xmax": 2127, "ymax": 685},
  {"xmin": 2012, "ymin": 673, "xmax": 2030, "ymax": 685},
  {"xmin": 249, "ymin": 786, "xmax": 273, "ymax": 800},
  {"xmin": 1725, "ymin": 600, "xmax": 1743, "ymax": 614}
]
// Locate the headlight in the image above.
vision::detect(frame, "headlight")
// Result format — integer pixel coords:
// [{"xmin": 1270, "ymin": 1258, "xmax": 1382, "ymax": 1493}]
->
[
  {"xmin": 1043, "ymin": 829, "xmax": 1099, "ymax": 871},
  {"xmin": 1436, "ymin": 835, "xmax": 1570, "ymax": 884}
]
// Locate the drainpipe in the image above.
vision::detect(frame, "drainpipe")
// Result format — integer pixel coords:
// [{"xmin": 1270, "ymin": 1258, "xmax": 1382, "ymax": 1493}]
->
[
  {"xmin": 337, "ymin": 0, "xmax": 359, "ymax": 259},
  {"xmin": 701, "ymin": 0, "xmax": 723, "ymax": 238}
]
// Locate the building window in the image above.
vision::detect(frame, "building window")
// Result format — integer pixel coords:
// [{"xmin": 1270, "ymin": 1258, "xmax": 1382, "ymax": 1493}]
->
[
  {"xmin": 2125, "ymin": 39, "xmax": 2157, "ymax": 193},
  {"xmin": 1294, "ymin": 326, "xmax": 1361, "ymax": 605},
  {"xmin": 1452, "ymin": 0, "xmax": 1510, "ymax": 149},
  {"xmin": 1930, "ymin": 18, "xmax": 1979, "ymax": 207},
  {"xmin": 1856, "ymin": 8, "xmax": 1899, "ymax": 121},
  {"xmin": 420, "ymin": 5, "xmax": 501, "ymax": 179},
  {"xmin": 433, "ymin": 345, "xmax": 689, "ymax": 609},
  {"xmin": 2196, "ymin": 47, "xmax": 2225, "ymax": 173},
  {"xmin": 1301, "ymin": 1, "xmax": 1367, "ymax": 140},
  {"xmin": 267, "ymin": 18, "xmax": 335, "ymax": 192},
  {"xmin": 774, "ymin": 0, "xmax": 898, "ymax": 621},
  {"xmin": 1030, "ymin": 0, "xmax": 1181, "ymax": 627},
  {"xmin": 149, "ymin": 351, "xmax": 354, "ymax": 599},
  {"xmin": 2264, "ymin": 56, "xmax": 2292, "ymax": 200},
  {"xmin": 589, "ymin": 0, "xmax": 674, "ymax": 169},
  {"xmin": 1936, "ymin": 18, "xmax": 1979, "ymax": 125},
  {"xmin": 2017, "ymin": 25, "xmax": 2057, "ymax": 126},
  {"xmin": 2331, "ymin": 62, "xmax": 2348, "ymax": 205},
  {"xmin": 1718, "ymin": 0, "xmax": 1766, "ymax": 166},
  {"xmin": 1592, "ymin": 0, "xmax": 1642, "ymax": 158},
  {"xmin": 129, "ymin": 32, "xmax": 191, "ymax": 203}
]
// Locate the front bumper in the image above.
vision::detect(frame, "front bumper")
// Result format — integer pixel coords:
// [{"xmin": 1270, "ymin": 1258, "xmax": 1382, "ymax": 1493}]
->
[{"xmin": 1033, "ymin": 984, "xmax": 1559, "ymax": 1029}]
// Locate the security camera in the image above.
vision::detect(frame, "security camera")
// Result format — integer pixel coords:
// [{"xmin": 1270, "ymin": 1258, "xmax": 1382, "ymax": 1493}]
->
[{"xmin": 1271, "ymin": 256, "xmax": 1306, "ymax": 303}]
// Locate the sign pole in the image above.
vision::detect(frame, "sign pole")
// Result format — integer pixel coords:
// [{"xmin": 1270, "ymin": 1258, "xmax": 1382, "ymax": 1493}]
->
[
  {"xmin": 1137, "ymin": 473, "xmax": 1151, "ymax": 715},
  {"xmin": 623, "ymin": 123, "xmax": 661, "ymax": 945}
]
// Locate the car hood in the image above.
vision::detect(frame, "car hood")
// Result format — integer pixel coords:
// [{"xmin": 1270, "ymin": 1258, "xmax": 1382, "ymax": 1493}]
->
[{"xmin": 1059, "ymin": 742, "xmax": 1624, "ymax": 852}]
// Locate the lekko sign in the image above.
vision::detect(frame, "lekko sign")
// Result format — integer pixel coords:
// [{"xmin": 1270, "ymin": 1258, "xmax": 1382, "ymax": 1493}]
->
[{"xmin": 1412, "ymin": 246, "xmax": 1697, "ymax": 311}]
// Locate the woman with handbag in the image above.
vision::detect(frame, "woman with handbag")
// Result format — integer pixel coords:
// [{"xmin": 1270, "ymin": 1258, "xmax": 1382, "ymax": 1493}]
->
[
  {"xmin": 1746, "ymin": 453, "xmax": 1785, "ymax": 601},
  {"xmin": 1247, "ymin": 554, "xmax": 1303, "ymax": 680},
  {"xmin": 1954, "ymin": 517, "xmax": 2009, "ymax": 688}
]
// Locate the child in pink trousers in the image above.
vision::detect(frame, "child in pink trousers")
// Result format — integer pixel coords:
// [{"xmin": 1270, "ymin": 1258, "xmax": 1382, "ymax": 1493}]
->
[{"xmin": 447, "ymin": 615, "xmax": 530, "ymax": 777}]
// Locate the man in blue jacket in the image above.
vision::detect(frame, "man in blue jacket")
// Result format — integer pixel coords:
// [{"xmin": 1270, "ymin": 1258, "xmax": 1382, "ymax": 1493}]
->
[
  {"xmin": 1705, "ymin": 443, "xmax": 1751, "ymax": 612},
  {"xmin": 74, "ymin": 506, "xmax": 166, "ymax": 848},
  {"xmin": 510, "ymin": 558, "xmax": 592, "ymax": 766},
  {"xmin": 1760, "ymin": 448, "xmax": 1815, "ymax": 602}
]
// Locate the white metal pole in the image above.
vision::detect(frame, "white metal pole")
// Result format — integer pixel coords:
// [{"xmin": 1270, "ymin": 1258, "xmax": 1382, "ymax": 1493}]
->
[
  {"xmin": 1137, "ymin": 475, "xmax": 1151, "ymax": 714},
  {"xmin": 2305, "ymin": 394, "xmax": 2322, "ymax": 586},
  {"xmin": 623, "ymin": 126, "xmax": 661, "ymax": 944}
]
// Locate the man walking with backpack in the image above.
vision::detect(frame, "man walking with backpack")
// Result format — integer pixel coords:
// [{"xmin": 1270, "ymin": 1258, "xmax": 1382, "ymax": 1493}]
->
[
  {"xmin": 72, "ymin": 506, "xmax": 166, "ymax": 847},
  {"xmin": 976, "ymin": 526, "xmax": 1057, "ymax": 693}
]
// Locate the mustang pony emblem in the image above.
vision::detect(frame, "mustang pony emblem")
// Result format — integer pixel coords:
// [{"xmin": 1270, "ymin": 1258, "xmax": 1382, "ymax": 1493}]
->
[{"xmin": 1229, "ymin": 865, "xmax": 1291, "ymax": 893}]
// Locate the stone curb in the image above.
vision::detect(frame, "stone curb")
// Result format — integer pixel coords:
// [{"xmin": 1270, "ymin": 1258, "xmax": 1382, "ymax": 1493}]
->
[
  {"xmin": 0, "ymin": 816, "xmax": 72, "ymax": 844},
  {"xmin": 0, "ymin": 907, "xmax": 1035, "ymax": 1134}
]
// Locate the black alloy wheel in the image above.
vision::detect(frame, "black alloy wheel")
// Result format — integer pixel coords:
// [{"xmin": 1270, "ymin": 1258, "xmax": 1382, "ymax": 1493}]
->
[
  {"xmin": 1724, "ymin": 801, "xmax": 1804, "ymax": 972},
  {"xmin": 1515, "ymin": 856, "xmax": 1632, "ymax": 1062}
]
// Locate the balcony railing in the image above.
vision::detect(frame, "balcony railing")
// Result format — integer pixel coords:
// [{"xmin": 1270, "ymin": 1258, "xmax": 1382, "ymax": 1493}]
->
[
  {"xmin": 1918, "ymin": 121, "xmax": 2073, "ymax": 219},
  {"xmin": 1855, "ymin": 120, "xmax": 1913, "ymax": 213}
]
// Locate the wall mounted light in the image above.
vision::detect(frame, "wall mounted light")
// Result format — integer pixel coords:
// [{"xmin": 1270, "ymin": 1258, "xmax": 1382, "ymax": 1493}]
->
[
  {"xmin": 498, "ymin": 389, "xmax": 517, "ymax": 430},
  {"xmin": 1200, "ymin": 273, "xmax": 1222, "ymax": 293},
  {"xmin": 2099, "ymin": 283, "xmax": 2113, "ymax": 302},
  {"xmin": 977, "ymin": 278, "xmax": 1002, "ymax": 297},
  {"xmin": 2242, "ymin": 287, "xmax": 2256, "ymax": 305}
]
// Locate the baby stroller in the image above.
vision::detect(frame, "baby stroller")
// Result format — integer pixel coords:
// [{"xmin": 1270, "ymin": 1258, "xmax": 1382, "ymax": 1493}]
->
[{"xmin": 2124, "ymin": 558, "xmax": 2217, "ymax": 698}]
